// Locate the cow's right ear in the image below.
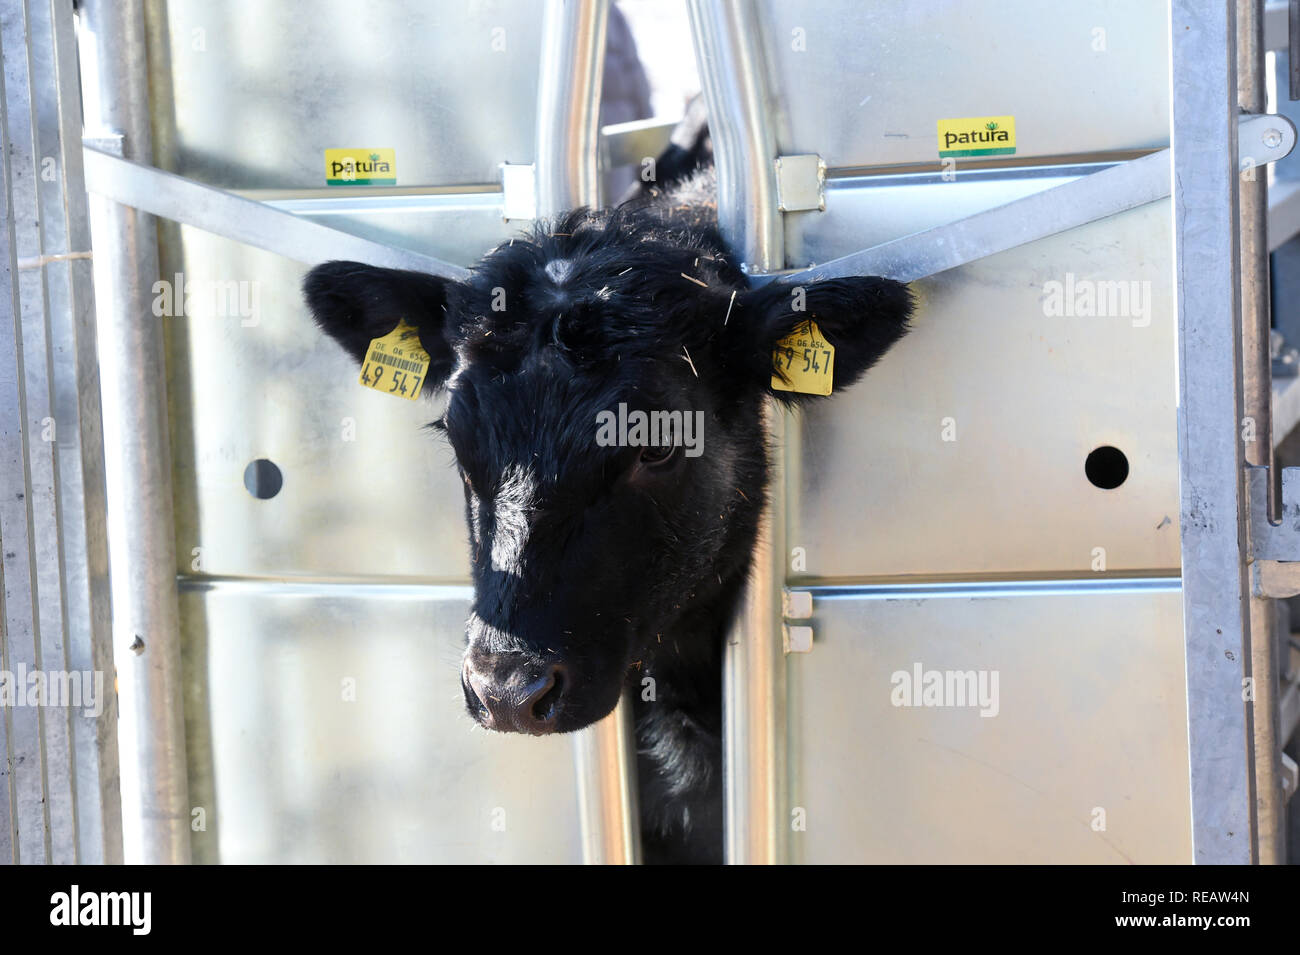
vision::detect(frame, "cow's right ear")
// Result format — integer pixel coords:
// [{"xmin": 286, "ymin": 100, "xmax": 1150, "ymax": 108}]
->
[{"xmin": 303, "ymin": 261, "xmax": 459, "ymax": 391}]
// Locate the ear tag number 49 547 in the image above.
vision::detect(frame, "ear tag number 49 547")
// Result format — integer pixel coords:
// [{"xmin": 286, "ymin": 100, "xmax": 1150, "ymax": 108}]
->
[
  {"xmin": 771, "ymin": 320, "xmax": 835, "ymax": 396},
  {"xmin": 359, "ymin": 319, "xmax": 430, "ymax": 401}
]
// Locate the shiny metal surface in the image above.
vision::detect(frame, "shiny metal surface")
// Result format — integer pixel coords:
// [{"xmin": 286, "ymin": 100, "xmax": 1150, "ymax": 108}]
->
[
  {"xmin": 1171, "ymin": 0, "xmax": 1257, "ymax": 863},
  {"xmin": 687, "ymin": 0, "xmax": 783, "ymax": 275},
  {"xmin": 751, "ymin": 0, "xmax": 1169, "ymax": 172},
  {"xmin": 82, "ymin": 0, "xmax": 192, "ymax": 865},
  {"xmin": 786, "ymin": 582, "xmax": 1191, "ymax": 863},
  {"xmin": 536, "ymin": 0, "xmax": 609, "ymax": 212},
  {"xmin": 574, "ymin": 689, "xmax": 641, "ymax": 865},
  {"xmin": 688, "ymin": 0, "xmax": 788, "ymax": 864},
  {"xmin": 179, "ymin": 583, "xmax": 583, "ymax": 863},
  {"xmin": 1238, "ymin": 0, "xmax": 1285, "ymax": 865},
  {"xmin": 789, "ymin": 200, "xmax": 1178, "ymax": 579},
  {"xmin": 146, "ymin": 0, "xmax": 546, "ymax": 190}
]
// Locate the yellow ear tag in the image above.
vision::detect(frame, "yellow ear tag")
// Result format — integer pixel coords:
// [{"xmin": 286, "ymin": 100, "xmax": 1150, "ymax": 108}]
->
[
  {"xmin": 359, "ymin": 319, "xmax": 430, "ymax": 401},
  {"xmin": 771, "ymin": 320, "xmax": 834, "ymax": 396}
]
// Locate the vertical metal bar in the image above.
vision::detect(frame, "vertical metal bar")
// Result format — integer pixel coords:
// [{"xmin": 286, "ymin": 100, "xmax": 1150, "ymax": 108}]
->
[
  {"xmin": 5, "ymin": 0, "xmax": 73, "ymax": 867},
  {"xmin": 1238, "ymin": 0, "xmax": 1286, "ymax": 866},
  {"xmin": 534, "ymin": 0, "xmax": 640, "ymax": 865},
  {"xmin": 1171, "ymin": 0, "xmax": 1258, "ymax": 864},
  {"xmin": 80, "ymin": 0, "xmax": 191, "ymax": 864},
  {"xmin": 44, "ymin": 0, "xmax": 121, "ymax": 866},
  {"xmin": 536, "ymin": 0, "xmax": 610, "ymax": 213},
  {"xmin": 686, "ymin": 0, "xmax": 782, "ymax": 277},
  {"xmin": 0, "ymin": 8, "xmax": 39, "ymax": 865},
  {"xmin": 686, "ymin": 0, "xmax": 787, "ymax": 865}
]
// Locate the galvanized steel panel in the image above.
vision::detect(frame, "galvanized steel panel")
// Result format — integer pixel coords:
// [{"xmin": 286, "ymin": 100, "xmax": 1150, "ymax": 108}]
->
[
  {"xmin": 182, "ymin": 585, "xmax": 582, "ymax": 863},
  {"xmin": 752, "ymin": 0, "xmax": 1169, "ymax": 171},
  {"xmin": 165, "ymin": 230, "xmax": 471, "ymax": 581},
  {"xmin": 150, "ymin": 0, "xmax": 546, "ymax": 189},
  {"xmin": 787, "ymin": 200, "xmax": 1179, "ymax": 578},
  {"xmin": 786, "ymin": 583, "xmax": 1192, "ymax": 863}
]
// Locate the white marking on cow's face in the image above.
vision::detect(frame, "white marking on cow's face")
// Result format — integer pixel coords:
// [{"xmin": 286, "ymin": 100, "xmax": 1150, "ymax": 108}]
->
[
  {"xmin": 544, "ymin": 258, "xmax": 575, "ymax": 285},
  {"xmin": 490, "ymin": 465, "xmax": 537, "ymax": 573}
]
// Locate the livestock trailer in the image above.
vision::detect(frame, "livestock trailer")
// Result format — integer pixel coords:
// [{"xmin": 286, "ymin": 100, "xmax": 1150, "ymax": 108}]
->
[{"xmin": 0, "ymin": 0, "xmax": 1297, "ymax": 870}]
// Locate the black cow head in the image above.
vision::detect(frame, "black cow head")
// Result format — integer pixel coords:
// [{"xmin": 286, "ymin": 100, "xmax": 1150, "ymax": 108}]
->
[{"xmin": 304, "ymin": 205, "xmax": 911, "ymax": 735}]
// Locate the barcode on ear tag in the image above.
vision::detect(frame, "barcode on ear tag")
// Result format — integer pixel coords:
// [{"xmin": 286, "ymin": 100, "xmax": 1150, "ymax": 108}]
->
[
  {"xmin": 359, "ymin": 319, "xmax": 430, "ymax": 401},
  {"xmin": 771, "ymin": 320, "xmax": 834, "ymax": 396}
]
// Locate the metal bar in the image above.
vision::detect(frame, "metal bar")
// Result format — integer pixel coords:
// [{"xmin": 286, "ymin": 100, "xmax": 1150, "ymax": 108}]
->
[
  {"xmin": 5, "ymin": 0, "xmax": 74, "ymax": 866},
  {"xmin": 535, "ymin": 0, "xmax": 609, "ymax": 213},
  {"xmin": 1289, "ymin": 0, "xmax": 1300, "ymax": 92},
  {"xmin": 1171, "ymin": 0, "xmax": 1258, "ymax": 864},
  {"xmin": 687, "ymin": 0, "xmax": 787, "ymax": 866},
  {"xmin": 45, "ymin": 0, "xmax": 121, "ymax": 865},
  {"xmin": 533, "ymin": 0, "xmax": 640, "ymax": 866},
  {"xmin": 82, "ymin": 148, "xmax": 469, "ymax": 281},
  {"xmin": 688, "ymin": 0, "xmax": 782, "ymax": 276},
  {"xmin": 80, "ymin": 0, "xmax": 191, "ymax": 865},
  {"xmin": 0, "ymin": 5, "xmax": 39, "ymax": 865},
  {"xmin": 574, "ymin": 689, "xmax": 641, "ymax": 864},
  {"xmin": 1239, "ymin": 0, "xmax": 1286, "ymax": 865},
  {"xmin": 779, "ymin": 149, "xmax": 1170, "ymax": 285}
]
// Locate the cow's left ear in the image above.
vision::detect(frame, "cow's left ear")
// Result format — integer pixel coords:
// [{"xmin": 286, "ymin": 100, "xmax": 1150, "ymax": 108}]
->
[
  {"xmin": 303, "ymin": 261, "xmax": 461, "ymax": 392},
  {"xmin": 720, "ymin": 276, "xmax": 912, "ymax": 403}
]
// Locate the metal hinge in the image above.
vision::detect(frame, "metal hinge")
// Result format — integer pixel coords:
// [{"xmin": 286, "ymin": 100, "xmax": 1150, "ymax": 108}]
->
[{"xmin": 1239, "ymin": 113, "xmax": 1297, "ymax": 172}]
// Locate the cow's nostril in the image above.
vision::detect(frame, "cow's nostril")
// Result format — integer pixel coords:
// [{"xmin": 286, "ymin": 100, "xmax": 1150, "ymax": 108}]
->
[{"xmin": 529, "ymin": 667, "xmax": 566, "ymax": 725}]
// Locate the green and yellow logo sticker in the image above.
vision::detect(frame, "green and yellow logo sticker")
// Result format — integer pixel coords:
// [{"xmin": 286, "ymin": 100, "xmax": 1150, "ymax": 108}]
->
[
  {"xmin": 325, "ymin": 148, "xmax": 396, "ymax": 186},
  {"xmin": 936, "ymin": 116, "xmax": 1016, "ymax": 159}
]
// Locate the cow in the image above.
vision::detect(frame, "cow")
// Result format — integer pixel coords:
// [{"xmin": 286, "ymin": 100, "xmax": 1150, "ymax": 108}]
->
[{"xmin": 303, "ymin": 160, "xmax": 911, "ymax": 864}]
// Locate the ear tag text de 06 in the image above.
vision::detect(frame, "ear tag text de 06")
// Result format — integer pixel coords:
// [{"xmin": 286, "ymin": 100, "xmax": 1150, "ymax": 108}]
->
[
  {"xmin": 359, "ymin": 319, "xmax": 430, "ymax": 401},
  {"xmin": 771, "ymin": 321, "xmax": 834, "ymax": 396}
]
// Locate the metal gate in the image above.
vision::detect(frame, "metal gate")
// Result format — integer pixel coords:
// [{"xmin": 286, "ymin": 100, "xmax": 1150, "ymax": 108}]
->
[{"xmin": 3, "ymin": 0, "xmax": 1297, "ymax": 864}]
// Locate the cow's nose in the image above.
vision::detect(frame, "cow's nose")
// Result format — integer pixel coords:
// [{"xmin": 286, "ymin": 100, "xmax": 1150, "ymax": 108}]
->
[{"xmin": 462, "ymin": 658, "xmax": 566, "ymax": 735}]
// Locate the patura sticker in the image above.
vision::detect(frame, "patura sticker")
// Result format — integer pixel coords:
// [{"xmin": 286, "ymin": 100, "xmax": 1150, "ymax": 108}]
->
[
  {"xmin": 936, "ymin": 115, "xmax": 1016, "ymax": 158},
  {"xmin": 359, "ymin": 319, "xmax": 429, "ymax": 400},
  {"xmin": 771, "ymin": 320, "xmax": 835, "ymax": 396},
  {"xmin": 325, "ymin": 148, "xmax": 396, "ymax": 186}
]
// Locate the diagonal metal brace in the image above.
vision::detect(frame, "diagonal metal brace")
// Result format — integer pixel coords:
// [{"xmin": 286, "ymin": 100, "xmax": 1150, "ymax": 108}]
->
[
  {"xmin": 773, "ymin": 149, "xmax": 1171, "ymax": 284},
  {"xmin": 82, "ymin": 146, "xmax": 470, "ymax": 281}
]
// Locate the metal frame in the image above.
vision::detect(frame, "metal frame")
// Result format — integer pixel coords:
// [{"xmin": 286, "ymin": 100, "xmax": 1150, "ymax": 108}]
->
[
  {"xmin": 1, "ymin": 0, "xmax": 120, "ymax": 864},
  {"xmin": 687, "ymin": 0, "xmax": 789, "ymax": 866},
  {"xmin": 80, "ymin": 0, "xmax": 192, "ymax": 865},
  {"xmin": 1171, "ymin": 0, "xmax": 1258, "ymax": 864},
  {"xmin": 61, "ymin": 0, "xmax": 1292, "ymax": 865}
]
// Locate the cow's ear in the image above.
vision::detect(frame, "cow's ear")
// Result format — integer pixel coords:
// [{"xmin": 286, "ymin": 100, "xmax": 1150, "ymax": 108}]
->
[
  {"xmin": 303, "ymin": 261, "xmax": 459, "ymax": 392},
  {"xmin": 722, "ymin": 276, "xmax": 912, "ymax": 404}
]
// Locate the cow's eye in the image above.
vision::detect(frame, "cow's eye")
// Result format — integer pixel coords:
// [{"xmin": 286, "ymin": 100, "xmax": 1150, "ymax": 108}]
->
[{"xmin": 638, "ymin": 444, "xmax": 680, "ymax": 469}]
